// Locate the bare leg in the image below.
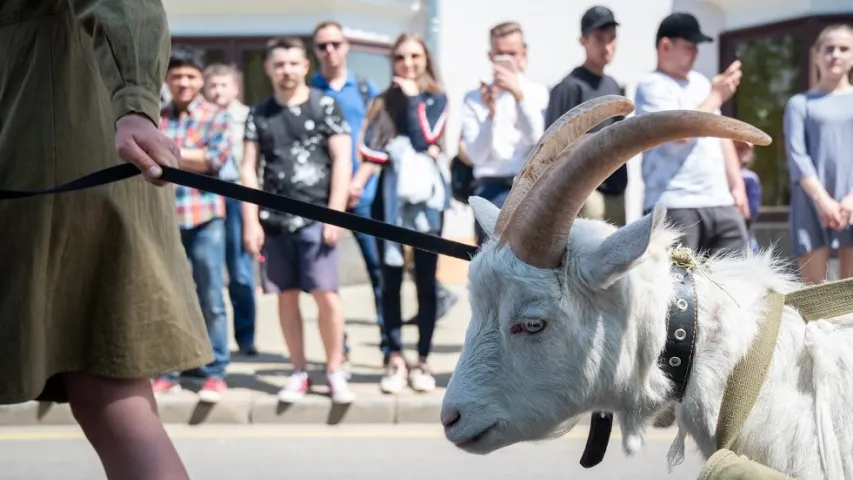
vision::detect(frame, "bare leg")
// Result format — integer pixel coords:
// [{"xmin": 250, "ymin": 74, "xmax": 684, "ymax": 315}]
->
[
  {"xmin": 64, "ymin": 372, "xmax": 188, "ymax": 480},
  {"xmin": 312, "ymin": 290, "xmax": 345, "ymax": 372},
  {"xmin": 797, "ymin": 248, "xmax": 831, "ymax": 285},
  {"xmin": 278, "ymin": 290, "xmax": 306, "ymax": 371},
  {"xmin": 837, "ymin": 247, "xmax": 853, "ymax": 279}
]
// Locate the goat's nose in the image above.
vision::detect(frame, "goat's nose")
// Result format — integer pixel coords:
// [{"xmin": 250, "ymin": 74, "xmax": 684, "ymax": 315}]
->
[{"xmin": 441, "ymin": 407, "xmax": 461, "ymax": 429}]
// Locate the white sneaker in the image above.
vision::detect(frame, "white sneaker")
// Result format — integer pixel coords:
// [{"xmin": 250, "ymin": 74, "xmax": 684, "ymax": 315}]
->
[
  {"xmin": 379, "ymin": 363, "xmax": 408, "ymax": 394},
  {"xmin": 327, "ymin": 370, "xmax": 356, "ymax": 404},
  {"xmin": 277, "ymin": 370, "xmax": 311, "ymax": 403},
  {"xmin": 408, "ymin": 364, "xmax": 436, "ymax": 393}
]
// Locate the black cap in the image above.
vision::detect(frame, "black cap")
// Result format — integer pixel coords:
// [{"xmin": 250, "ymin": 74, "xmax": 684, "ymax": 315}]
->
[
  {"xmin": 581, "ymin": 6, "xmax": 619, "ymax": 36},
  {"xmin": 656, "ymin": 12, "xmax": 713, "ymax": 45}
]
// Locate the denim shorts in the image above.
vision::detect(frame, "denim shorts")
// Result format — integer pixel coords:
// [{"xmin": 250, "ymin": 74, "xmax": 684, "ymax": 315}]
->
[{"xmin": 260, "ymin": 222, "xmax": 339, "ymax": 293}]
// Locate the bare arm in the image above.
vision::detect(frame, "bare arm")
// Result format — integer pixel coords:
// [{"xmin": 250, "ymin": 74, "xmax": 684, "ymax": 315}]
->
[
  {"xmin": 722, "ymin": 138, "xmax": 750, "ymax": 217},
  {"xmin": 697, "ymin": 61, "xmax": 741, "ymax": 114},
  {"xmin": 722, "ymin": 139, "xmax": 744, "ymax": 191},
  {"xmin": 327, "ymin": 134, "xmax": 353, "ymax": 212},
  {"xmin": 240, "ymin": 140, "xmax": 260, "ymax": 223},
  {"xmin": 178, "ymin": 109, "xmax": 231, "ymax": 174},
  {"xmin": 179, "ymin": 148, "xmax": 210, "ymax": 173},
  {"xmin": 457, "ymin": 138, "xmax": 473, "ymax": 166}
]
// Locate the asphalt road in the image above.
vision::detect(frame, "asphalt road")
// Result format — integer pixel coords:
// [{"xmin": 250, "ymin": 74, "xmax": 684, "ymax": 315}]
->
[{"xmin": 0, "ymin": 424, "xmax": 705, "ymax": 479}]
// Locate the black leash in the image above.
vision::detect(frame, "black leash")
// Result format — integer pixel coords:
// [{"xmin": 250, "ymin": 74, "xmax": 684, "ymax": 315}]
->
[
  {"xmin": 0, "ymin": 163, "xmax": 615, "ymax": 468},
  {"xmin": 0, "ymin": 163, "xmax": 479, "ymax": 261}
]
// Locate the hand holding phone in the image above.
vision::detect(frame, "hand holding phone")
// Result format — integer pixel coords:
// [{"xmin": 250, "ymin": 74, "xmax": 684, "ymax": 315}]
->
[
  {"xmin": 492, "ymin": 54, "xmax": 517, "ymax": 73},
  {"xmin": 491, "ymin": 54, "xmax": 520, "ymax": 99}
]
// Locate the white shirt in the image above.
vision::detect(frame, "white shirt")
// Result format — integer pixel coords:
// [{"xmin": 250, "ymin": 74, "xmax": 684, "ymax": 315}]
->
[
  {"xmin": 459, "ymin": 74, "xmax": 549, "ymax": 179},
  {"xmin": 633, "ymin": 70, "xmax": 734, "ymax": 211}
]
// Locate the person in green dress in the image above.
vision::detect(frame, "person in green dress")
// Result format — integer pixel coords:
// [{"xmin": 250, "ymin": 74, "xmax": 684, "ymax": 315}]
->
[{"xmin": 0, "ymin": 1, "xmax": 214, "ymax": 478}]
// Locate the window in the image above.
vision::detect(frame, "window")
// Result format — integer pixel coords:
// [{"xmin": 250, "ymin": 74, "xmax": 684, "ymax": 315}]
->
[
  {"xmin": 347, "ymin": 49, "xmax": 392, "ymax": 89},
  {"xmin": 719, "ymin": 14, "xmax": 853, "ymax": 207},
  {"xmin": 169, "ymin": 36, "xmax": 391, "ymax": 106}
]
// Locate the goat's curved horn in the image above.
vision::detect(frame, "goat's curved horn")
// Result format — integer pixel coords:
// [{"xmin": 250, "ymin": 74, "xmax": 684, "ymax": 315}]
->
[
  {"xmin": 505, "ymin": 110, "xmax": 773, "ymax": 269},
  {"xmin": 493, "ymin": 95, "xmax": 634, "ymax": 235}
]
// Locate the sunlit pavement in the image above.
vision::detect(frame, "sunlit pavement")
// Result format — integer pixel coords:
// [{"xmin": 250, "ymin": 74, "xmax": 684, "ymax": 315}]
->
[{"xmin": 0, "ymin": 423, "xmax": 705, "ymax": 479}]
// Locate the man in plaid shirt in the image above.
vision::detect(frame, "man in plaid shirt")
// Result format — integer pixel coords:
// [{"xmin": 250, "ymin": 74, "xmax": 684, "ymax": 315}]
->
[{"xmin": 152, "ymin": 45, "xmax": 233, "ymax": 403}]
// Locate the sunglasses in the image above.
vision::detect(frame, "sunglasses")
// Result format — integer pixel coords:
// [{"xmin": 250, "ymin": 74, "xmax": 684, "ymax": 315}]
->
[
  {"xmin": 393, "ymin": 52, "xmax": 422, "ymax": 62},
  {"xmin": 316, "ymin": 41, "xmax": 342, "ymax": 51}
]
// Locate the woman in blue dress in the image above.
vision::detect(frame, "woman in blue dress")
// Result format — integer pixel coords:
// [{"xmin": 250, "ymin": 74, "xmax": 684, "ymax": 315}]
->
[{"xmin": 784, "ymin": 24, "xmax": 853, "ymax": 284}]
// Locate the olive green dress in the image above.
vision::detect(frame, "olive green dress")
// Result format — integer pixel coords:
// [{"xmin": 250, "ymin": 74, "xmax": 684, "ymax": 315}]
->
[{"xmin": 0, "ymin": 0, "xmax": 214, "ymax": 404}]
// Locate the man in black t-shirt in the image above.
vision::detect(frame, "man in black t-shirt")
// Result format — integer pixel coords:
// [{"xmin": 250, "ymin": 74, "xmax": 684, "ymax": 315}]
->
[
  {"xmin": 240, "ymin": 36, "xmax": 355, "ymax": 404},
  {"xmin": 545, "ymin": 6, "xmax": 627, "ymax": 226}
]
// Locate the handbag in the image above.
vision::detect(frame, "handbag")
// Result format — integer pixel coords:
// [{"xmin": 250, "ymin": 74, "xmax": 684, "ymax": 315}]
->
[{"xmin": 450, "ymin": 155, "xmax": 475, "ymax": 204}]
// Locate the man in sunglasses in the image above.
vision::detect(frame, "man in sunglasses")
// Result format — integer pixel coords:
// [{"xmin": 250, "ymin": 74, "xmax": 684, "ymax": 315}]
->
[{"xmin": 309, "ymin": 21, "xmax": 458, "ymax": 368}]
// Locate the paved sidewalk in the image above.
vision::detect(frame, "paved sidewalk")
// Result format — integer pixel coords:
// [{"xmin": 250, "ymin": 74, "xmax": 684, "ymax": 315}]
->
[{"xmin": 0, "ymin": 275, "xmax": 595, "ymax": 428}]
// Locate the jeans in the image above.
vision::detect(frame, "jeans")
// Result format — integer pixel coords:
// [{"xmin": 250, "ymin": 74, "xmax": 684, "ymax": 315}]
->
[
  {"xmin": 473, "ymin": 181, "xmax": 512, "ymax": 246},
  {"xmin": 344, "ymin": 201, "xmax": 387, "ymax": 356},
  {"xmin": 161, "ymin": 218, "xmax": 230, "ymax": 380},
  {"xmin": 224, "ymin": 196, "xmax": 256, "ymax": 350},
  {"xmin": 379, "ymin": 244, "xmax": 439, "ymax": 358}
]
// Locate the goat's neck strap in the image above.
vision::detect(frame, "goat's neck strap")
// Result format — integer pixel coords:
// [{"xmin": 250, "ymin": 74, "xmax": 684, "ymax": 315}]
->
[
  {"xmin": 715, "ymin": 291, "xmax": 785, "ymax": 451},
  {"xmin": 659, "ymin": 261, "xmax": 699, "ymax": 402},
  {"xmin": 578, "ymin": 247, "xmax": 703, "ymax": 470}
]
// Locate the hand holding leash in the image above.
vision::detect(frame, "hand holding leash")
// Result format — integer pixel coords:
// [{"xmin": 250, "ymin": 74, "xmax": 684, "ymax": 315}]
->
[{"xmin": 115, "ymin": 113, "xmax": 181, "ymax": 186}]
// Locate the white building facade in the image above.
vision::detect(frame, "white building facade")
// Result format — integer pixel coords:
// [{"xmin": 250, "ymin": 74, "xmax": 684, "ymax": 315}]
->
[{"xmin": 164, "ymin": 0, "xmax": 853, "ymax": 280}]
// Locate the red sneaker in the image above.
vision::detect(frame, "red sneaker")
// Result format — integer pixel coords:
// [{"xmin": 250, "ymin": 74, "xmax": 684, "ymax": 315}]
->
[
  {"xmin": 198, "ymin": 377, "xmax": 227, "ymax": 403},
  {"xmin": 151, "ymin": 378, "xmax": 181, "ymax": 395}
]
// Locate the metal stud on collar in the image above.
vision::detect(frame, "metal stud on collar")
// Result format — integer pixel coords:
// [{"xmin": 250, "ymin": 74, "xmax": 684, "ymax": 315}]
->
[
  {"xmin": 676, "ymin": 298, "xmax": 688, "ymax": 310},
  {"xmin": 669, "ymin": 356, "xmax": 682, "ymax": 367},
  {"xmin": 674, "ymin": 328, "xmax": 687, "ymax": 341}
]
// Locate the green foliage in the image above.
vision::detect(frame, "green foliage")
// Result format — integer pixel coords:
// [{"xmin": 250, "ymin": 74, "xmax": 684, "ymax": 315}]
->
[{"xmin": 732, "ymin": 34, "xmax": 802, "ymax": 206}]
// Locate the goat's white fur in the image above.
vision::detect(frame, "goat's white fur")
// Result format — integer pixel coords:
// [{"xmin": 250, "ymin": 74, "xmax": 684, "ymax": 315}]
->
[{"xmin": 441, "ymin": 198, "xmax": 853, "ymax": 479}]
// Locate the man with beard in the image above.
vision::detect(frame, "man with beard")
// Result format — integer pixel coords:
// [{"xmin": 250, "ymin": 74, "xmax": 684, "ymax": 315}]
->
[{"xmin": 241, "ymin": 37, "xmax": 355, "ymax": 403}]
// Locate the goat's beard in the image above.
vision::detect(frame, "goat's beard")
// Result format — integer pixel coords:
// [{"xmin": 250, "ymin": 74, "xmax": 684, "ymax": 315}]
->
[
  {"xmin": 510, "ymin": 413, "xmax": 583, "ymax": 448},
  {"xmin": 541, "ymin": 414, "xmax": 582, "ymax": 441}
]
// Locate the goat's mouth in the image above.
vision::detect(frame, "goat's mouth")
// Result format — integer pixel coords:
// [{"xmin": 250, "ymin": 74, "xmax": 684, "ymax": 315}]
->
[{"xmin": 450, "ymin": 423, "xmax": 499, "ymax": 454}]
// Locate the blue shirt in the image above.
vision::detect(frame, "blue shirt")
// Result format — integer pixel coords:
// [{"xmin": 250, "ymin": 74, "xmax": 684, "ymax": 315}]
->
[{"xmin": 311, "ymin": 70, "xmax": 381, "ymax": 207}]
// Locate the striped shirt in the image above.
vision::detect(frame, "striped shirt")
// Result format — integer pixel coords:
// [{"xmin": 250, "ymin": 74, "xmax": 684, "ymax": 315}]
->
[{"xmin": 160, "ymin": 95, "xmax": 231, "ymax": 230}]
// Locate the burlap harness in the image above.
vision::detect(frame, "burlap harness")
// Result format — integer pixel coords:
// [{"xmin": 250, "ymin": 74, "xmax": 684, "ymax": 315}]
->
[{"xmin": 698, "ymin": 262, "xmax": 853, "ymax": 479}]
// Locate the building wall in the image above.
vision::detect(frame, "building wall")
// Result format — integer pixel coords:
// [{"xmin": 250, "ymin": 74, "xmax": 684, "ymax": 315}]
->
[
  {"xmin": 433, "ymin": 0, "xmax": 731, "ymax": 235},
  {"xmin": 164, "ymin": 0, "xmax": 421, "ymax": 41}
]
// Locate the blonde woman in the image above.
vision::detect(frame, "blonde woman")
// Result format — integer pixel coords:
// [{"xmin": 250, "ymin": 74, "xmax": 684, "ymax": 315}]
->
[{"xmin": 784, "ymin": 24, "xmax": 853, "ymax": 284}]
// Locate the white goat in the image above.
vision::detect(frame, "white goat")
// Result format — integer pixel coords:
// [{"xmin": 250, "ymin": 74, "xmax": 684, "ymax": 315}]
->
[{"xmin": 440, "ymin": 95, "xmax": 853, "ymax": 479}]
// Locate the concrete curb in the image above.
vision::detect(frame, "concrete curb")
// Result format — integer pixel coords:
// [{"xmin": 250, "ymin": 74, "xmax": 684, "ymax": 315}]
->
[{"xmin": 0, "ymin": 393, "xmax": 593, "ymax": 428}]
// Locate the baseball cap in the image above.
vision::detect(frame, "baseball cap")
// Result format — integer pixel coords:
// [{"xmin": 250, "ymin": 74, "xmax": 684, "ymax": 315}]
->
[
  {"xmin": 655, "ymin": 12, "xmax": 713, "ymax": 44},
  {"xmin": 581, "ymin": 6, "xmax": 619, "ymax": 36}
]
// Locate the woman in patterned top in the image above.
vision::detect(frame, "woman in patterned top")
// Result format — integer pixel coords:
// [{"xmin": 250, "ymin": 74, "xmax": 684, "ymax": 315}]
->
[{"xmin": 353, "ymin": 33, "xmax": 450, "ymax": 395}]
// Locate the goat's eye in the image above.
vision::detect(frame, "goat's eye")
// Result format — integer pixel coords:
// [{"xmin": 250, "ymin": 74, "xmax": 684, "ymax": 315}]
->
[{"xmin": 510, "ymin": 318, "xmax": 547, "ymax": 334}]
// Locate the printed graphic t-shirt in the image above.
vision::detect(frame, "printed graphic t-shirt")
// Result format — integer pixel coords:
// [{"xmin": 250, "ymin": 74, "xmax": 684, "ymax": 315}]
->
[{"xmin": 244, "ymin": 88, "xmax": 351, "ymax": 233}]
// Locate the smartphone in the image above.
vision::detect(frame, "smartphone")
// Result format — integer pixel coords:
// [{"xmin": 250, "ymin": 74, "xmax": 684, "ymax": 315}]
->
[{"xmin": 493, "ymin": 54, "xmax": 516, "ymax": 72}]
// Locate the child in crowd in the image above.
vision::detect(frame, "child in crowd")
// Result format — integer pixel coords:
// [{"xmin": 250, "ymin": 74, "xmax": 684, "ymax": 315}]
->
[{"xmin": 735, "ymin": 140, "xmax": 762, "ymax": 254}]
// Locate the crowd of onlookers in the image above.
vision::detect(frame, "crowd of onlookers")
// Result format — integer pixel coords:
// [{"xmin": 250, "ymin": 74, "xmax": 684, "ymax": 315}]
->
[{"xmin": 152, "ymin": 8, "xmax": 853, "ymax": 405}]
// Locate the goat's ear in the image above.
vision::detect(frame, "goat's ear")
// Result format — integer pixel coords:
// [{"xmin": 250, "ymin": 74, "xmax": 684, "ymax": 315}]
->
[
  {"xmin": 582, "ymin": 204, "xmax": 668, "ymax": 289},
  {"xmin": 469, "ymin": 196, "xmax": 500, "ymax": 238}
]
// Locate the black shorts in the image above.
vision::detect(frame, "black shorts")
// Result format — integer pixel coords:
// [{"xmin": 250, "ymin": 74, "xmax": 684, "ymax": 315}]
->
[{"xmin": 260, "ymin": 222, "xmax": 339, "ymax": 293}]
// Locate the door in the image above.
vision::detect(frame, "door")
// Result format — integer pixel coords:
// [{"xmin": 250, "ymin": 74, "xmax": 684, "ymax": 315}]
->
[
  {"xmin": 720, "ymin": 19, "xmax": 812, "ymax": 207},
  {"xmin": 720, "ymin": 14, "xmax": 853, "ymax": 207}
]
